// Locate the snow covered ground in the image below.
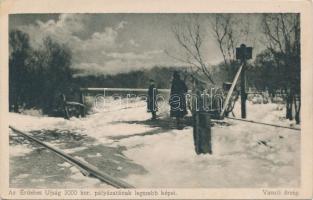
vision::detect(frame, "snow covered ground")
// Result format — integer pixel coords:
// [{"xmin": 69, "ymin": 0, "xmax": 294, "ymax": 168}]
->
[{"xmin": 9, "ymin": 98, "xmax": 300, "ymax": 188}]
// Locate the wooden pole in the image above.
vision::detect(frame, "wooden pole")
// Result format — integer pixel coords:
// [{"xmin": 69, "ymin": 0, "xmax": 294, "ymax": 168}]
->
[{"xmin": 241, "ymin": 58, "xmax": 247, "ymax": 119}]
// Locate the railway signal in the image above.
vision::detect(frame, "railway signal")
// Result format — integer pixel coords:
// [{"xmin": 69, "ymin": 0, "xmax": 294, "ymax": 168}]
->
[{"xmin": 236, "ymin": 44, "xmax": 252, "ymax": 119}]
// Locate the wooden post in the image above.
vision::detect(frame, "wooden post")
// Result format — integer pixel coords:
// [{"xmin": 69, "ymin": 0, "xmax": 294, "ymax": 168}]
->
[
  {"xmin": 191, "ymin": 79, "xmax": 212, "ymax": 154},
  {"xmin": 193, "ymin": 111, "xmax": 212, "ymax": 154}
]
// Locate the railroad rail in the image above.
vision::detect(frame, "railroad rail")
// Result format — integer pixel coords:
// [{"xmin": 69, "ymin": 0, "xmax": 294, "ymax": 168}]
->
[
  {"xmin": 225, "ymin": 117, "xmax": 301, "ymax": 131},
  {"xmin": 9, "ymin": 125, "xmax": 135, "ymax": 189}
]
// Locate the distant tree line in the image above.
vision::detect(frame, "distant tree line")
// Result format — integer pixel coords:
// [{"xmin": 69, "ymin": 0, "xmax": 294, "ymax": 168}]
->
[{"xmin": 73, "ymin": 66, "xmax": 188, "ymax": 89}]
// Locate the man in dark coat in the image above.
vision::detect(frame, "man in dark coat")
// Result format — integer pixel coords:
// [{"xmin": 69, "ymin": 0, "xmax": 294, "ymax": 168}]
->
[
  {"xmin": 169, "ymin": 71, "xmax": 188, "ymax": 129},
  {"xmin": 147, "ymin": 79, "xmax": 158, "ymax": 120}
]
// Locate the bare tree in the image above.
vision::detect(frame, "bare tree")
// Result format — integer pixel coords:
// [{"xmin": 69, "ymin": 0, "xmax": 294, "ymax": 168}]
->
[
  {"xmin": 262, "ymin": 13, "xmax": 300, "ymax": 123},
  {"xmin": 166, "ymin": 15, "xmax": 214, "ymax": 85},
  {"xmin": 211, "ymin": 14, "xmax": 236, "ymax": 66},
  {"xmin": 210, "ymin": 14, "xmax": 252, "ymax": 80}
]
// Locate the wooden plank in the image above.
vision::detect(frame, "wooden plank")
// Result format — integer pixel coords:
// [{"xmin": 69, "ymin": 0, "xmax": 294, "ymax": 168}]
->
[
  {"xmin": 220, "ymin": 64, "xmax": 244, "ymax": 118},
  {"xmin": 9, "ymin": 126, "xmax": 135, "ymax": 188},
  {"xmin": 80, "ymin": 87, "xmax": 171, "ymax": 93}
]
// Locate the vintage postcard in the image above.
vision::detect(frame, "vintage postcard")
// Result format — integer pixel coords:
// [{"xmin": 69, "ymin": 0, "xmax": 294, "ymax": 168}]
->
[{"xmin": 0, "ymin": 0, "xmax": 312, "ymax": 199}]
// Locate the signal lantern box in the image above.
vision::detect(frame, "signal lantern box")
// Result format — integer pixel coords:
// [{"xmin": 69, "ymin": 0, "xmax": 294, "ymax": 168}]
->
[{"xmin": 236, "ymin": 44, "xmax": 252, "ymax": 60}]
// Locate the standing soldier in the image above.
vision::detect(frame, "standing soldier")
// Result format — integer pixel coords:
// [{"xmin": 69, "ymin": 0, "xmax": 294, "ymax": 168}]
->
[
  {"xmin": 169, "ymin": 71, "xmax": 188, "ymax": 129},
  {"xmin": 147, "ymin": 79, "xmax": 158, "ymax": 120}
]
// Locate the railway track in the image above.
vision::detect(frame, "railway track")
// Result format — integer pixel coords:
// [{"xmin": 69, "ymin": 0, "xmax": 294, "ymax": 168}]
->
[
  {"xmin": 9, "ymin": 125, "xmax": 135, "ymax": 189},
  {"xmin": 225, "ymin": 117, "xmax": 301, "ymax": 131}
]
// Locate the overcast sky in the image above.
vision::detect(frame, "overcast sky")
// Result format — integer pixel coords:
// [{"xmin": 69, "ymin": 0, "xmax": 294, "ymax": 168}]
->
[{"xmin": 10, "ymin": 13, "xmax": 265, "ymax": 76}]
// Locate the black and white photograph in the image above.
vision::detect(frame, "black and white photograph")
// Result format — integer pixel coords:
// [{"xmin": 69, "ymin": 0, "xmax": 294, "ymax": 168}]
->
[{"xmin": 1, "ymin": 0, "xmax": 313, "ymax": 199}]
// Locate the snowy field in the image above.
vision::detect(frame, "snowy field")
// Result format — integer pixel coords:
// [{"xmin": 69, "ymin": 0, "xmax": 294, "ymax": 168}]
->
[{"xmin": 9, "ymin": 98, "xmax": 300, "ymax": 188}]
